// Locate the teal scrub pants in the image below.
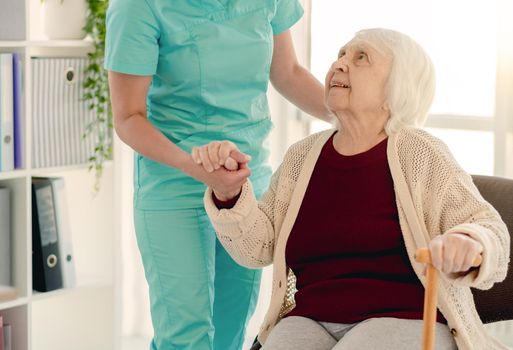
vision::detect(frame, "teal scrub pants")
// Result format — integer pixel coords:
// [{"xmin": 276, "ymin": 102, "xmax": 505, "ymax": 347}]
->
[{"xmin": 134, "ymin": 191, "xmax": 264, "ymax": 350}]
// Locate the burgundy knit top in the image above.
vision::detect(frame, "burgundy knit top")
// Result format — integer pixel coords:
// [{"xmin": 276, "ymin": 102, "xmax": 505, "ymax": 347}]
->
[{"xmin": 284, "ymin": 133, "xmax": 446, "ymax": 324}]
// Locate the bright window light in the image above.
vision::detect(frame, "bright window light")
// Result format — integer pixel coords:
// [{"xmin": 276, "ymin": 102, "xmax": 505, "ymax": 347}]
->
[
  {"xmin": 425, "ymin": 128, "xmax": 494, "ymax": 175},
  {"xmin": 311, "ymin": 0, "xmax": 498, "ymax": 118}
]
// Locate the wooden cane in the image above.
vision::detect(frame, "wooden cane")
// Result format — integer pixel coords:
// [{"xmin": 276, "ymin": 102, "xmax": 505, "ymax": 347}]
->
[{"xmin": 414, "ymin": 248, "xmax": 482, "ymax": 350}]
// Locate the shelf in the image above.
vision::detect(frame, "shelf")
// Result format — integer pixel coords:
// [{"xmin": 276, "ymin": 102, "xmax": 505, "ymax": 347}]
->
[
  {"xmin": 0, "ymin": 170, "xmax": 28, "ymax": 180},
  {"xmin": 31, "ymin": 277, "xmax": 113, "ymax": 302},
  {"xmin": 30, "ymin": 163, "xmax": 91, "ymax": 175},
  {"xmin": 29, "ymin": 160, "xmax": 113, "ymax": 176},
  {"xmin": 0, "ymin": 41, "xmax": 26, "ymax": 48},
  {"xmin": 0, "ymin": 297, "xmax": 29, "ymax": 311},
  {"xmin": 28, "ymin": 39, "xmax": 93, "ymax": 48},
  {"xmin": 1, "ymin": 1, "xmax": 119, "ymax": 347},
  {"xmin": 31, "ymin": 161, "xmax": 114, "ymax": 174},
  {"xmin": 0, "ymin": 40, "xmax": 93, "ymax": 48}
]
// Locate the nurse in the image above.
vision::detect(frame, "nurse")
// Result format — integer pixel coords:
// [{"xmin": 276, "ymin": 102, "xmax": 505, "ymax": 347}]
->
[{"xmin": 105, "ymin": 1, "xmax": 331, "ymax": 349}]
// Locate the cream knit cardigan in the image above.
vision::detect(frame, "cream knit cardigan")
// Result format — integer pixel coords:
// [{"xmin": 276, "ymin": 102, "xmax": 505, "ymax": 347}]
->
[{"xmin": 204, "ymin": 128, "xmax": 510, "ymax": 349}]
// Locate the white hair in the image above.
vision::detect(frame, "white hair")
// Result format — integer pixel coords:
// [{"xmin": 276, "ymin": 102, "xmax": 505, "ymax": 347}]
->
[{"xmin": 353, "ymin": 28, "xmax": 436, "ymax": 135}]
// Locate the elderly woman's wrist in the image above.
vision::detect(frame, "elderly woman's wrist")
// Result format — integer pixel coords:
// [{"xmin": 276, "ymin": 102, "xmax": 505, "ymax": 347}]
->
[{"xmin": 213, "ymin": 188, "xmax": 241, "ymax": 202}]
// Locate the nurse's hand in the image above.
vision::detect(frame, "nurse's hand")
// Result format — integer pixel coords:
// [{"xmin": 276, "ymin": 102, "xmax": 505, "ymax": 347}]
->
[
  {"xmin": 192, "ymin": 141, "xmax": 251, "ymax": 173},
  {"xmin": 427, "ymin": 232, "xmax": 483, "ymax": 275},
  {"xmin": 190, "ymin": 141, "xmax": 252, "ymax": 201}
]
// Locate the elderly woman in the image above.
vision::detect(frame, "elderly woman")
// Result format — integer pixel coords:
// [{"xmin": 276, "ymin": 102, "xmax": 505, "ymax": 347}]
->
[{"xmin": 191, "ymin": 28, "xmax": 509, "ymax": 349}]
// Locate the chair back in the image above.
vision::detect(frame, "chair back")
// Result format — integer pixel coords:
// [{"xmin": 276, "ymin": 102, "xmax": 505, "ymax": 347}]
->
[{"xmin": 471, "ymin": 175, "xmax": 513, "ymax": 323}]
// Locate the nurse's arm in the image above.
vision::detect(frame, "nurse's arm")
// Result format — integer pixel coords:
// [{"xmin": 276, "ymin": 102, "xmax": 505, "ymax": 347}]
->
[
  {"xmin": 269, "ymin": 30, "xmax": 333, "ymax": 123},
  {"xmin": 108, "ymin": 71, "xmax": 249, "ymax": 194}
]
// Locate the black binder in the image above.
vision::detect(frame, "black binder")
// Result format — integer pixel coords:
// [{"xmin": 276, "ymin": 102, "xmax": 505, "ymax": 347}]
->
[{"xmin": 32, "ymin": 178, "xmax": 63, "ymax": 292}]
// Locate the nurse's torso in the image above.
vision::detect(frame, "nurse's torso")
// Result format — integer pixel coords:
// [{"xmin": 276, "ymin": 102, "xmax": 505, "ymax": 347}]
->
[{"xmin": 138, "ymin": 0, "xmax": 278, "ymax": 209}]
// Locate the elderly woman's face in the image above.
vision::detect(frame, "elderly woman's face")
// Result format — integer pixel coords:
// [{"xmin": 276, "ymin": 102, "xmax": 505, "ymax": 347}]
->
[{"xmin": 325, "ymin": 39, "xmax": 392, "ymax": 117}]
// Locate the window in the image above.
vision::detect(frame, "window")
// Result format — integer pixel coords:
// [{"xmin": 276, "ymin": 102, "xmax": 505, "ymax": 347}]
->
[{"xmin": 309, "ymin": 0, "xmax": 513, "ymax": 176}]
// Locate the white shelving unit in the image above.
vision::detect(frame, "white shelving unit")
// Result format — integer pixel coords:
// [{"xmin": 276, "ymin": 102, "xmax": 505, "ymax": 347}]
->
[{"xmin": 0, "ymin": 0, "xmax": 119, "ymax": 349}]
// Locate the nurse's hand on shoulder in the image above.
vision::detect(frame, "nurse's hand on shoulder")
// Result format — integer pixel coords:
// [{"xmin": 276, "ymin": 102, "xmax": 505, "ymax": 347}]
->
[
  {"xmin": 191, "ymin": 141, "xmax": 252, "ymax": 200},
  {"xmin": 428, "ymin": 232, "xmax": 483, "ymax": 275}
]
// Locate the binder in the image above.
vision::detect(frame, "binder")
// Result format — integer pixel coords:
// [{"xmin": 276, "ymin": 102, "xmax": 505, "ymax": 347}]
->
[
  {"xmin": 12, "ymin": 53, "xmax": 22, "ymax": 169},
  {"xmin": 31, "ymin": 57, "xmax": 101, "ymax": 168},
  {"xmin": 0, "ymin": 315, "xmax": 4, "ymax": 350},
  {"xmin": 32, "ymin": 178, "xmax": 63, "ymax": 292},
  {"xmin": 50, "ymin": 177, "xmax": 76, "ymax": 288},
  {"xmin": 0, "ymin": 188, "xmax": 10, "ymax": 286},
  {"xmin": 0, "ymin": 54, "xmax": 14, "ymax": 172},
  {"xmin": 3, "ymin": 323, "xmax": 11, "ymax": 350}
]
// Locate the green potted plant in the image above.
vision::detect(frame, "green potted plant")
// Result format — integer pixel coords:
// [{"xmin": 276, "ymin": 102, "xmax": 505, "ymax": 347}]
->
[{"xmin": 83, "ymin": 0, "xmax": 112, "ymax": 191}]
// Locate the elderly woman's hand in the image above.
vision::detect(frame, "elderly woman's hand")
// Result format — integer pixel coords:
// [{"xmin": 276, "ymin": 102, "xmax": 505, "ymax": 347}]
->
[
  {"xmin": 428, "ymin": 233, "xmax": 484, "ymax": 275},
  {"xmin": 192, "ymin": 141, "xmax": 251, "ymax": 201},
  {"xmin": 192, "ymin": 140, "xmax": 251, "ymax": 172}
]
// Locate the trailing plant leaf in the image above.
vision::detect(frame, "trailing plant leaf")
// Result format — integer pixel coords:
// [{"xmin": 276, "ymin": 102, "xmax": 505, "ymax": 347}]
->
[{"xmin": 83, "ymin": 0, "xmax": 111, "ymax": 192}]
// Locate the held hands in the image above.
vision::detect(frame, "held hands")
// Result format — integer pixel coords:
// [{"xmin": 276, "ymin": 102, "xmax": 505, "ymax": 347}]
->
[
  {"xmin": 191, "ymin": 141, "xmax": 251, "ymax": 201},
  {"xmin": 427, "ymin": 232, "xmax": 483, "ymax": 275}
]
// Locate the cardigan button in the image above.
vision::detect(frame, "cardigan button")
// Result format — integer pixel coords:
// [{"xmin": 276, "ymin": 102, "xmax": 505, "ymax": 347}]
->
[
  {"xmin": 450, "ymin": 328, "xmax": 458, "ymax": 337},
  {"xmin": 278, "ymin": 281, "xmax": 282, "ymax": 288}
]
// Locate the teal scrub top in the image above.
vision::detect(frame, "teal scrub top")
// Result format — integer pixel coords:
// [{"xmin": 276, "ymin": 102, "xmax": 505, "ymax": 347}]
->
[{"xmin": 105, "ymin": 0, "xmax": 304, "ymax": 210}]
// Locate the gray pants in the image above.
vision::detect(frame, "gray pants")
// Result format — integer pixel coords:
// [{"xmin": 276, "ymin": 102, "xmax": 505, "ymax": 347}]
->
[{"xmin": 262, "ymin": 316, "xmax": 457, "ymax": 350}]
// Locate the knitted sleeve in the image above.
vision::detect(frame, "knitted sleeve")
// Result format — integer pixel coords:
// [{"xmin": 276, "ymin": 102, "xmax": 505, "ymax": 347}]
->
[
  {"xmin": 400, "ymin": 129, "xmax": 509, "ymax": 289},
  {"xmin": 203, "ymin": 166, "xmax": 282, "ymax": 268},
  {"xmin": 203, "ymin": 131, "xmax": 323, "ymax": 268},
  {"xmin": 436, "ymin": 170, "xmax": 510, "ymax": 289}
]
